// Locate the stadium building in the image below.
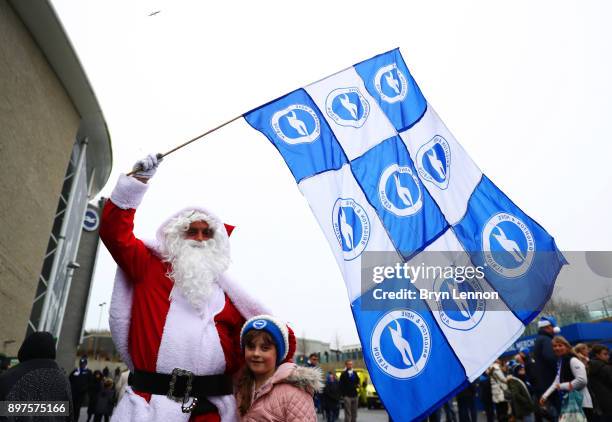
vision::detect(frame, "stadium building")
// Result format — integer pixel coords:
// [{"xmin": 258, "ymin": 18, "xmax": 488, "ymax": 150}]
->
[{"xmin": 0, "ymin": 0, "xmax": 111, "ymax": 368}]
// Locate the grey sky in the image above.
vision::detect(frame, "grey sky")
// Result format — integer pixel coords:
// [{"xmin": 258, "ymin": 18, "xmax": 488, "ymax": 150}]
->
[{"xmin": 51, "ymin": 0, "xmax": 612, "ymax": 346}]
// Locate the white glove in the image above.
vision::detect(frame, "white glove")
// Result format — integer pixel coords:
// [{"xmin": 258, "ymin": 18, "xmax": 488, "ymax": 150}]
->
[{"xmin": 132, "ymin": 153, "xmax": 162, "ymax": 179}]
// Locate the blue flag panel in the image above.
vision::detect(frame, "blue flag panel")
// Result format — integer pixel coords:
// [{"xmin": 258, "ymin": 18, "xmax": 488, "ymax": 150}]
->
[
  {"xmin": 244, "ymin": 88, "xmax": 347, "ymax": 182},
  {"xmin": 452, "ymin": 176, "xmax": 566, "ymax": 323},
  {"xmin": 354, "ymin": 48, "xmax": 427, "ymax": 132},
  {"xmin": 352, "ymin": 282, "xmax": 467, "ymax": 421},
  {"xmin": 351, "ymin": 136, "xmax": 448, "ymax": 258}
]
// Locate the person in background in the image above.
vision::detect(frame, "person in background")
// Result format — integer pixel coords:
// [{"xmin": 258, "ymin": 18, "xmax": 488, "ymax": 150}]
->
[
  {"xmin": 322, "ymin": 371, "xmax": 341, "ymax": 422},
  {"xmin": 533, "ymin": 316, "xmax": 561, "ymax": 421},
  {"xmin": 442, "ymin": 399, "xmax": 457, "ymax": 422},
  {"xmin": 70, "ymin": 356, "xmax": 92, "ymax": 422},
  {"xmin": 306, "ymin": 352, "xmax": 322, "ymax": 414},
  {"xmin": 489, "ymin": 359, "xmax": 510, "ymax": 422},
  {"xmin": 573, "ymin": 344, "xmax": 590, "ymax": 366},
  {"xmin": 479, "ymin": 372, "xmax": 496, "ymax": 422},
  {"xmin": 587, "ymin": 344, "xmax": 612, "ymax": 422},
  {"xmin": 87, "ymin": 370, "xmax": 103, "ymax": 422},
  {"xmin": 0, "ymin": 331, "xmax": 73, "ymax": 421},
  {"xmin": 517, "ymin": 347, "xmax": 537, "ymax": 388},
  {"xmin": 457, "ymin": 381, "xmax": 478, "ymax": 422},
  {"xmin": 540, "ymin": 336, "xmax": 593, "ymax": 422},
  {"xmin": 507, "ymin": 364, "xmax": 536, "ymax": 422},
  {"xmin": 93, "ymin": 377, "xmax": 115, "ymax": 422},
  {"xmin": 339, "ymin": 359, "xmax": 360, "ymax": 422}
]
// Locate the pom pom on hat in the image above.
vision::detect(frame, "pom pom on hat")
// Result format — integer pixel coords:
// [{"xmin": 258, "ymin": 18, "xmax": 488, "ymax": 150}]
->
[{"xmin": 240, "ymin": 315, "xmax": 296, "ymax": 365}]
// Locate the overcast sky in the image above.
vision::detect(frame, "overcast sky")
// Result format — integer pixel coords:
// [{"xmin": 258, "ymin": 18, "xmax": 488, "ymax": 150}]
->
[{"xmin": 51, "ymin": 0, "xmax": 612, "ymax": 347}]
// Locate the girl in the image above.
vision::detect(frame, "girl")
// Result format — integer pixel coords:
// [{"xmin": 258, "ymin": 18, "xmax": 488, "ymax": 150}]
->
[
  {"xmin": 236, "ymin": 315, "xmax": 323, "ymax": 421},
  {"xmin": 540, "ymin": 336, "xmax": 593, "ymax": 422}
]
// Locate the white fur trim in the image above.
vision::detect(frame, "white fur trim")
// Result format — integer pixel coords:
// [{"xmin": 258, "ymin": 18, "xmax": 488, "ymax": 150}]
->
[
  {"xmin": 538, "ymin": 319, "xmax": 552, "ymax": 328},
  {"xmin": 155, "ymin": 284, "xmax": 227, "ymax": 375},
  {"xmin": 240, "ymin": 315, "xmax": 289, "ymax": 361},
  {"xmin": 110, "ymin": 174, "xmax": 149, "ymax": 210},
  {"xmin": 109, "ymin": 267, "xmax": 135, "ymax": 371}
]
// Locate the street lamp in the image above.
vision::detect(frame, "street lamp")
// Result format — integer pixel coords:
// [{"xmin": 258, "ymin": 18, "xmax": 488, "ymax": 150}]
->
[{"xmin": 94, "ymin": 302, "xmax": 107, "ymax": 360}]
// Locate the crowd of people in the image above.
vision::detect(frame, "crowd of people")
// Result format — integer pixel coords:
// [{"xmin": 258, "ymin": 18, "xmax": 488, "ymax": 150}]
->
[
  {"xmin": 417, "ymin": 316, "xmax": 612, "ymax": 422},
  {"xmin": 68, "ymin": 357, "xmax": 129, "ymax": 422}
]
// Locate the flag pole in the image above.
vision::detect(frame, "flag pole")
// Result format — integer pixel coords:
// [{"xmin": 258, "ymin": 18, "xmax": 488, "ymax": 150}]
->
[{"xmin": 127, "ymin": 113, "xmax": 244, "ymax": 176}]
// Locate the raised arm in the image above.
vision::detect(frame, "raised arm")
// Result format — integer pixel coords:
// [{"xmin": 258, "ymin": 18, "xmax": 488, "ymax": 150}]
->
[{"xmin": 99, "ymin": 154, "xmax": 161, "ymax": 283}]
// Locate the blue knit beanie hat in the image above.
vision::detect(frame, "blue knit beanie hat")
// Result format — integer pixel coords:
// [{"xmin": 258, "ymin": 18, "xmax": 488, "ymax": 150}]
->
[{"xmin": 240, "ymin": 315, "xmax": 295, "ymax": 365}]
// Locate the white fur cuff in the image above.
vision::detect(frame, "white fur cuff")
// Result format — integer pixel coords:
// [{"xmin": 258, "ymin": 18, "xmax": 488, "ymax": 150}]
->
[{"xmin": 110, "ymin": 174, "xmax": 149, "ymax": 210}]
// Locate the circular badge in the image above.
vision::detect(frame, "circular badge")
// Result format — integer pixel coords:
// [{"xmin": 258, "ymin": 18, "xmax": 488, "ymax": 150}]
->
[
  {"xmin": 332, "ymin": 198, "xmax": 371, "ymax": 261},
  {"xmin": 374, "ymin": 63, "xmax": 408, "ymax": 103},
  {"xmin": 482, "ymin": 213, "xmax": 535, "ymax": 278},
  {"xmin": 253, "ymin": 320, "xmax": 267, "ymax": 329},
  {"xmin": 378, "ymin": 164, "xmax": 423, "ymax": 217},
  {"xmin": 416, "ymin": 135, "xmax": 451, "ymax": 190},
  {"xmin": 434, "ymin": 277, "xmax": 486, "ymax": 331},
  {"xmin": 83, "ymin": 208, "xmax": 100, "ymax": 232},
  {"xmin": 271, "ymin": 104, "xmax": 321, "ymax": 145},
  {"xmin": 325, "ymin": 87, "xmax": 370, "ymax": 128},
  {"xmin": 370, "ymin": 309, "xmax": 431, "ymax": 379}
]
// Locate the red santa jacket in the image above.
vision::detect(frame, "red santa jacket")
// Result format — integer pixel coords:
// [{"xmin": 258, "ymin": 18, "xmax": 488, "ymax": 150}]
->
[{"xmin": 100, "ymin": 174, "xmax": 268, "ymax": 422}]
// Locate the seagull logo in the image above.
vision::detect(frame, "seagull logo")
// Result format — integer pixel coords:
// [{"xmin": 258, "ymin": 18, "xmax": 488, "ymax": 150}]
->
[
  {"xmin": 482, "ymin": 213, "xmax": 535, "ymax": 278},
  {"xmin": 332, "ymin": 198, "xmax": 370, "ymax": 261},
  {"xmin": 271, "ymin": 104, "xmax": 321, "ymax": 145},
  {"xmin": 416, "ymin": 135, "xmax": 451, "ymax": 190},
  {"xmin": 378, "ymin": 164, "xmax": 423, "ymax": 217},
  {"xmin": 374, "ymin": 63, "xmax": 408, "ymax": 103},
  {"xmin": 325, "ymin": 87, "xmax": 370, "ymax": 128},
  {"xmin": 371, "ymin": 310, "xmax": 431, "ymax": 379},
  {"xmin": 285, "ymin": 111, "xmax": 308, "ymax": 136},
  {"xmin": 384, "ymin": 71, "xmax": 401, "ymax": 95},
  {"xmin": 435, "ymin": 276, "xmax": 486, "ymax": 331},
  {"xmin": 388, "ymin": 319, "xmax": 417, "ymax": 369}
]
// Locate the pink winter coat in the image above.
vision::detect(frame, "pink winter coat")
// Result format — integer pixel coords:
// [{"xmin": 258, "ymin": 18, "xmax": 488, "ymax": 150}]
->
[{"xmin": 238, "ymin": 362, "xmax": 323, "ymax": 422}]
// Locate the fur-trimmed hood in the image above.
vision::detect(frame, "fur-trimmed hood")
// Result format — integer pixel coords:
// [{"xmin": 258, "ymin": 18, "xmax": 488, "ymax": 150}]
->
[{"xmin": 279, "ymin": 364, "xmax": 324, "ymax": 395}]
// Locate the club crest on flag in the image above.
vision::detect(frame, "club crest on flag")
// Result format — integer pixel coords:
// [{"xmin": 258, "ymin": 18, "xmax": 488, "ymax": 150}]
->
[
  {"xmin": 332, "ymin": 198, "xmax": 370, "ymax": 260},
  {"xmin": 434, "ymin": 277, "xmax": 486, "ymax": 331},
  {"xmin": 482, "ymin": 213, "xmax": 535, "ymax": 278},
  {"xmin": 416, "ymin": 135, "xmax": 451, "ymax": 190},
  {"xmin": 325, "ymin": 87, "xmax": 370, "ymax": 128},
  {"xmin": 371, "ymin": 309, "xmax": 431, "ymax": 379},
  {"xmin": 374, "ymin": 63, "xmax": 408, "ymax": 103},
  {"xmin": 271, "ymin": 104, "xmax": 321, "ymax": 145},
  {"xmin": 378, "ymin": 164, "xmax": 423, "ymax": 217}
]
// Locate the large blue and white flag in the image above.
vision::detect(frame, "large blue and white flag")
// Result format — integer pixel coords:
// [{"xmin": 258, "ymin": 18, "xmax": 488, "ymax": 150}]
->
[{"xmin": 244, "ymin": 48, "xmax": 566, "ymax": 421}]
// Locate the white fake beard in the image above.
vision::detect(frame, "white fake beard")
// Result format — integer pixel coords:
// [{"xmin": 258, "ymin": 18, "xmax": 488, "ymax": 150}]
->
[{"xmin": 164, "ymin": 238, "xmax": 230, "ymax": 312}]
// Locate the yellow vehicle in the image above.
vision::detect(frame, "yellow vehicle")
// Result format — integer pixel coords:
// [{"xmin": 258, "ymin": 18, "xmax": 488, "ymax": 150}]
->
[{"xmin": 335, "ymin": 367, "xmax": 382, "ymax": 409}]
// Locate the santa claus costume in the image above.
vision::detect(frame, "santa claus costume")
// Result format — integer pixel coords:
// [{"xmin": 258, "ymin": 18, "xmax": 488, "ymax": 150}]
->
[{"xmin": 100, "ymin": 168, "xmax": 267, "ymax": 422}]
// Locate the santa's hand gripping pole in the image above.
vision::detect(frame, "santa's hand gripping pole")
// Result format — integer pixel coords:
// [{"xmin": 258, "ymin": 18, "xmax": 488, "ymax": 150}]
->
[{"xmin": 127, "ymin": 114, "xmax": 244, "ymax": 176}]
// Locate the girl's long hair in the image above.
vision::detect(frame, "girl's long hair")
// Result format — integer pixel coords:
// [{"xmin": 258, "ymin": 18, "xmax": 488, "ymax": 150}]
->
[{"xmin": 237, "ymin": 330, "xmax": 277, "ymax": 416}]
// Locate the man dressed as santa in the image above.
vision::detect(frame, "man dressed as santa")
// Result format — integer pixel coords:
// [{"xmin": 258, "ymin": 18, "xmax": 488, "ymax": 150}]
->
[{"xmin": 99, "ymin": 154, "xmax": 267, "ymax": 422}]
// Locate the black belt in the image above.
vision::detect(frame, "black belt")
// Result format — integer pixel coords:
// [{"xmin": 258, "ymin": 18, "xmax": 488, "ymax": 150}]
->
[{"xmin": 129, "ymin": 368, "xmax": 233, "ymax": 415}]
